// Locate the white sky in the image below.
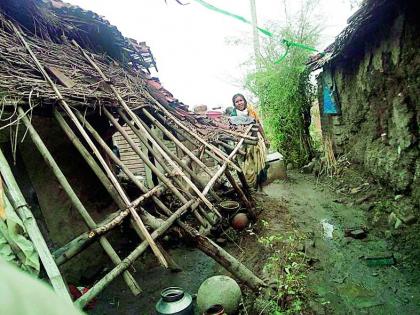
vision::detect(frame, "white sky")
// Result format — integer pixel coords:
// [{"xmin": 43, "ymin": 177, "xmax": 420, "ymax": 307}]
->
[{"xmin": 65, "ymin": 0, "xmax": 357, "ymax": 108}]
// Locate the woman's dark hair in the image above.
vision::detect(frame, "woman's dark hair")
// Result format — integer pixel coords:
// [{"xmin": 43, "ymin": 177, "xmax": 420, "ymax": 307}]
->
[{"xmin": 232, "ymin": 93, "xmax": 247, "ymax": 106}]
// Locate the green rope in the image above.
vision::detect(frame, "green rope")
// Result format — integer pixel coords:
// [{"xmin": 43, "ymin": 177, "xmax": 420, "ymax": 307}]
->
[{"xmin": 192, "ymin": 0, "xmax": 319, "ymax": 63}]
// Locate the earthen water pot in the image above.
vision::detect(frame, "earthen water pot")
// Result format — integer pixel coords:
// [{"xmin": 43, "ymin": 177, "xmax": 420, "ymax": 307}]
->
[
  {"xmin": 231, "ymin": 213, "xmax": 249, "ymax": 230},
  {"xmin": 203, "ymin": 304, "xmax": 226, "ymax": 315}
]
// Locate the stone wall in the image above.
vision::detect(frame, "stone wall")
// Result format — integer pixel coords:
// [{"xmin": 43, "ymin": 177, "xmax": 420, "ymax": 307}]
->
[{"xmin": 318, "ymin": 6, "xmax": 419, "ymax": 206}]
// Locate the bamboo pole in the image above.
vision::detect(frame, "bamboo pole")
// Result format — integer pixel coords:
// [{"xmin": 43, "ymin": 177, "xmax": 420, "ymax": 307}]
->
[
  {"xmin": 53, "ymin": 109, "xmax": 126, "ymax": 207},
  {"xmin": 214, "ymin": 140, "xmax": 246, "ymax": 156},
  {"xmin": 73, "ymin": 111, "xmax": 190, "ymax": 231},
  {"xmin": 71, "ymin": 40, "xmax": 216, "ymax": 213},
  {"xmin": 142, "ymin": 109, "xmax": 214, "ymax": 177},
  {"xmin": 104, "ymin": 108, "xmax": 212, "ymax": 227},
  {"xmin": 75, "ymin": 127, "xmax": 258, "ymax": 307},
  {"xmin": 118, "ymin": 109, "xmax": 221, "ymax": 203},
  {"xmin": 53, "ymin": 192, "xmax": 164, "ymax": 267},
  {"xmin": 17, "ymin": 107, "xmax": 142, "ymax": 296},
  {"xmin": 75, "ymin": 199, "xmax": 194, "ymax": 308},
  {"xmin": 72, "ymin": 111, "xmax": 165, "ymax": 199},
  {"xmin": 0, "ymin": 149, "xmax": 72, "ymax": 303},
  {"xmin": 72, "ymin": 39, "xmax": 239, "ymax": 173},
  {"xmin": 225, "ymin": 170, "xmax": 255, "ymax": 219},
  {"xmin": 9, "ymin": 22, "xmax": 166, "ymax": 268},
  {"xmin": 111, "ymin": 106, "xmax": 215, "ymax": 214},
  {"xmin": 144, "ymin": 95, "xmax": 237, "ymax": 167},
  {"xmin": 123, "ymin": 110, "xmax": 205, "ymax": 188},
  {"xmin": 56, "ymin": 109, "xmax": 177, "ymax": 272},
  {"xmin": 203, "ymin": 125, "xmax": 253, "ymax": 196}
]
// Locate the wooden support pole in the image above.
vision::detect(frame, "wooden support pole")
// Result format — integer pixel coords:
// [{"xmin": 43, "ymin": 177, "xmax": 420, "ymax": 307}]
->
[
  {"xmin": 142, "ymin": 109, "xmax": 215, "ymax": 177},
  {"xmin": 75, "ymin": 199, "xmax": 195, "ymax": 308},
  {"xmin": 215, "ymin": 140, "xmax": 246, "ymax": 156},
  {"xmin": 118, "ymin": 109, "xmax": 221, "ymax": 203},
  {"xmin": 53, "ymin": 191, "xmax": 164, "ymax": 266},
  {"xmin": 0, "ymin": 148, "xmax": 72, "ymax": 303},
  {"xmin": 54, "ymin": 109, "xmax": 126, "ymax": 207},
  {"xmin": 56, "ymin": 109, "xmax": 174, "ymax": 273},
  {"xmin": 113, "ymin": 106, "xmax": 217, "ymax": 215},
  {"xmin": 143, "ymin": 93, "xmax": 239, "ymax": 169},
  {"xmin": 225, "ymin": 170, "xmax": 255, "ymax": 220},
  {"xmin": 103, "ymin": 109, "xmax": 211, "ymax": 216},
  {"xmin": 17, "ymin": 107, "xmax": 142, "ymax": 296},
  {"xmin": 73, "ymin": 112, "xmax": 190, "ymax": 233},
  {"xmin": 75, "ymin": 127, "xmax": 262, "ymax": 307},
  {"xmin": 72, "ymin": 111, "xmax": 165, "ymax": 199},
  {"xmin": 72, "ymin": 40, "xmax": 216, "ymax": 214},
  {"xmin": 10, "ymin": 22, "xmax": 166, "ymax": 268},
  {"xmin": 105, "ymin": 108, "xmax": 211, "ymax": 227}
]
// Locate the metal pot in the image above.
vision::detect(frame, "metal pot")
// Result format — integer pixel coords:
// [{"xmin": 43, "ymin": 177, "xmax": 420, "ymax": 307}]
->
[{"xmin": 155, "ymin": 287, "xmax": 194, "ymax": 315}]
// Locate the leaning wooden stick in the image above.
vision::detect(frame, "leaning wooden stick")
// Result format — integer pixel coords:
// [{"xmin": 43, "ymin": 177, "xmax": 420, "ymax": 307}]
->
[
  {"xmin": 142, "ymin": 108, "xmax": 215, "ymax": 177},
  {"xmin": 18, "ymin": 107, "xmax": 142, "ymax": 296},
  {"xmin": 104, "ymin": 108, "xmax": 211, "ymax": 227},
  {"xmin": 118, "ymin": 109, "xmax": 221, "ymax": 204},
  {"xmin": 0, "ymin": 149, "xmax": 72, "ymax": 303},
  {"xmin": 75, "ymin": 200, "xmax": 194, "ymax": 308}
]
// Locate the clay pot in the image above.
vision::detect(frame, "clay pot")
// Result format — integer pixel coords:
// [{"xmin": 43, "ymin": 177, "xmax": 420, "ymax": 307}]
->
[
  {"xmin": 203, "ymin": 304, "xmax": 226, "ymax": 315},
  {"xmin": 197, "ymin": 275, "xmax": 241, "ymax": 314},
  {"xmin": 231, "ymin": 213, "xmax": 249, "ymax": 230}
]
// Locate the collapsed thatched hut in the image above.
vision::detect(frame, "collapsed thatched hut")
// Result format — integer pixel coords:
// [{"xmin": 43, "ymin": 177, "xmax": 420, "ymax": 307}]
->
[{"xmin": 0, "ymin": 0, "xmax": 264, "ymax": 308}]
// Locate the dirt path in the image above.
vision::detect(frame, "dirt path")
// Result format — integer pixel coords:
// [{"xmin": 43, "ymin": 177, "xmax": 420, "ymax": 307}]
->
[{"xmin": 260, "ymin": 171, "xmax": 420, "ymax": 314}]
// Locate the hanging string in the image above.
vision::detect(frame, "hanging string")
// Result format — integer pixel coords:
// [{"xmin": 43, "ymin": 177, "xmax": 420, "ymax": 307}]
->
[{"xmin": 191, "ymin": 0, "xmax": 321, "ymax": 63}]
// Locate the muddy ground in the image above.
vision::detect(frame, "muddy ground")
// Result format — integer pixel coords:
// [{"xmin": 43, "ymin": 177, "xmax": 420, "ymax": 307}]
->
[{"xmin": 89, "ymin": 168, "xmax": 420, "ymax": 314}]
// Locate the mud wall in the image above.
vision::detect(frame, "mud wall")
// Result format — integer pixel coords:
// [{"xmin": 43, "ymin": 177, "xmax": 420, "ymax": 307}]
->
[
  {"xmin": 319, "ymin": 6, "xmax": 420, "ymax": 206},
  {"xmin": 1, "ymin": 116, "xmax": 124, "ymax": 283}
]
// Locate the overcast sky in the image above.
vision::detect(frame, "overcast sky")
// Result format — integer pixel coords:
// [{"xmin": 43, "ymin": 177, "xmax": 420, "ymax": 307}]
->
[{"xmin": 66, "ymin": 0, "xmax": 357, "ymax": 108}]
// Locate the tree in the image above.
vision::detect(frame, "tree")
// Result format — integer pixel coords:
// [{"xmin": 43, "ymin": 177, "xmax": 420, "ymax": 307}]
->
[{"xmin": 246, "ymin": 0, "xmax": 322, "ymax": 166}]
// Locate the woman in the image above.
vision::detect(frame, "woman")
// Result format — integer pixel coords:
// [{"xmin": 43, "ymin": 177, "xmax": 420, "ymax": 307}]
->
[
  {"xmin": 230, "ymin": 93, "xmax": 269, "ymax": 189},
  {"xmin": 231, "ymin": 93, "xmax": 259, "ymax": 120}
]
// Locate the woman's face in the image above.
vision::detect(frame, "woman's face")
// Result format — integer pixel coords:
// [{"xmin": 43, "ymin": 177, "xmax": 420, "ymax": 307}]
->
[{"xmin": 234, "ymin": 96, "xmax": 246, "ymax": 111}]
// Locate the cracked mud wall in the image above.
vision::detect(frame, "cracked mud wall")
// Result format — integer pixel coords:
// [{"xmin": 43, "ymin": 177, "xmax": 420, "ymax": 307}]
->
[{"xmin": 319, "ymin": 6, "xmax": 420, "ymax": 206}]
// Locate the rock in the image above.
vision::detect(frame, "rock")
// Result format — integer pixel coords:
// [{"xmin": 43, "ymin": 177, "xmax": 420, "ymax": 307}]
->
[
  {"xmin": 301, "ymin": 161, "xmax": 315, "ymax": 174},
  {"xmin": 394, "ymin": 194, "xmax": 404, "ymax": 201},
  {"xmin": 350, "ymin": 186, "xmax": 363, "ymax": 194},
  {"xmin": 344, "ymin": 228, "xmax": 367, "ymax": 239},
  {"xmin": 197, "ymin": 275, "xmax": 241, "ymax": 314},
  {"xmin": 215, "ymin": 238, "xmax": 227, "ymax": 245},
  {"xmin": 394, "ymin": 218, "xmax": 403, "ymax": 229},
  {"xmin": 388, "ymin": 212, "xmax": 398, "ymax": 226},
  {"xmin": 349, "ymin": 229, "xmax": 367, "ymax": 239},
  {"xmin": 401, "ymin": 214, "xmax": 417, "ymax": 225},
  {"xmin": 360, "ymin": 203, "xmax": 374, "ymax": 211}
]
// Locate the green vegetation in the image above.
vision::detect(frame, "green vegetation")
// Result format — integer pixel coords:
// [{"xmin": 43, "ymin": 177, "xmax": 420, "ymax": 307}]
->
[
  {"xmin": 245, "ymin": 0, "xmax": 321, "ymax": 166},
  {"xmin": 254, "ymin": 232, "xmax": 310, "ymax": 314}
]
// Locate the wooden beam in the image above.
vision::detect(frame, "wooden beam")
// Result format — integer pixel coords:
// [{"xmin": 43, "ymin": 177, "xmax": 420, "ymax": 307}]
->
[
  {"xmin": 18, "ymin": 107, "xmax": 142, "ymax": 296},
  {"xmin": 0, "ymin": 148, "xmax": 72, "ymax": 303},
  {"xmin": 9, "ymin": 22, "xmax": 166, "ymax": 268}
]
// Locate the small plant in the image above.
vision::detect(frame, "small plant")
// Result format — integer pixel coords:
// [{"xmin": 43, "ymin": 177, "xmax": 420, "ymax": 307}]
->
[{"xmin": 254, "ymin": 232, "xmax": 310, "ymax": 314}]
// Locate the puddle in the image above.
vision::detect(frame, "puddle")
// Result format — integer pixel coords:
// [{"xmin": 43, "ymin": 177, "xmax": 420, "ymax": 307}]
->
[{"xmin": 321, "ymin": 219, "xmax": 334, "ymax": 239}]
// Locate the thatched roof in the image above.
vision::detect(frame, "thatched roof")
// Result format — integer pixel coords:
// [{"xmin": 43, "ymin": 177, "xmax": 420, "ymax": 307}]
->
[
  {"xmin": 0, "ymin": 0, "xmax": 156, "ymax": 70},
  {"xmin": 307, "ymin": 0, "xmax": 402, "ymax": 70},
  {"xmin": 0, "ymin": 0, "xmax": 167, "ymax": 113}
]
